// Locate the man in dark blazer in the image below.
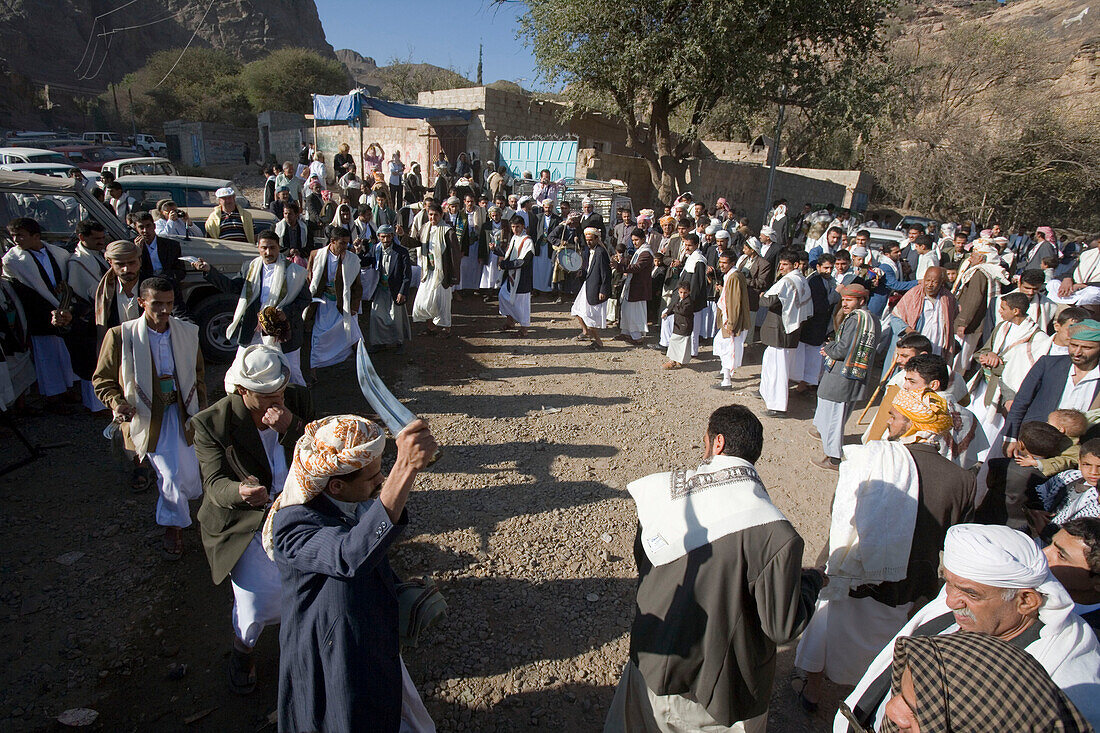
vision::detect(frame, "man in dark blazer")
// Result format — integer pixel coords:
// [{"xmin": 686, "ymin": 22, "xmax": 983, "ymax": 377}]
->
[
  {"xmin": 579, "ymin": 197, "xmax": 606, "ymax": 240},
  {"xmin": 360, "ymin": 225, "xmax": 413, "ymax": 352},
  {"xmin": 193, "ymin": 230, "xmax": 312, "ymax": 384},
  {"xmin": 1003, "ymin": 322, "xmax": 1100, "ymax": 453},
  {"xmin": 192, "ymin": 345, "xmax": 313, "ymax": 695},
  {"xmin": 270, "ymin": 415, "xmax": 437, "ymax": 733},
  {"xmin": 570, "ymin": 227, "xmax": 612, "ymax": 348},
  {"xmin": 132, "ymin": 211, "xmax": 184, "ymax": 284},
  {"xmin": 989, "ymin": 322, "xmax": 1100, "ymax": 528}
]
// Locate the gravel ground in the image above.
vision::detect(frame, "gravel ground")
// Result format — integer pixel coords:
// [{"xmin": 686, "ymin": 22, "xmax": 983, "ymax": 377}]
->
[{"xmin": 0, "ymin": 291, "xmax": 854, "ymax": 731}]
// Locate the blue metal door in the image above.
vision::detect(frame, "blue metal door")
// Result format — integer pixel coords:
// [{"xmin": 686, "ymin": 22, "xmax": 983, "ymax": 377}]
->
[{"xmin": 497, "ymin": 139, "xmax": 577, "ymax": 180}]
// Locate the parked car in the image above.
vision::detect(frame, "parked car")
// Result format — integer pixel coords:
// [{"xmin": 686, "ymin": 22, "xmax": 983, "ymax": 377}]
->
[
  {"xmin": 0, "ymin": 170, "xmax": 254, "ymax": 361},
  {"xmin": 100, "ymin": 157, "xmax": 177, "ymax": 179},
  {"xmin": 115, "ymin": 174, "xmax": 277, "ymax": 237},
  {"xmin": 132, "ymin": 134, "xmax": 168, "ymax": 156},
  {"xmin": 862, "ymin": 226, "xmax": 908, "ymax": 252},
  {"xmin": 895, "ymin": 215, "xmax": 941, "ymax": 234},
  {"xmin": 82, "ymin": 131, "xmax": 124, "ymax": 146},
  {"xmin": 54, "ymin": 145, "xmax": 136, "ymax": 173},
  {"xmin": 0, "ymin": 162, "xmax": 97, "ymax": 187},
  {"xmin": 0, "ymin": 147, "xmax": 72, "ymax": 165}
]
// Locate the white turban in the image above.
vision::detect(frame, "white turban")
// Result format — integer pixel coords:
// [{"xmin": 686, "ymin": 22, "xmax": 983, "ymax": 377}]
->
[
  {"xmin": 715, "ymin": 229, "xmax": 730, "ymax": 240},
  {"xmin": 581, "ymin": 196, "xmax": 592, "ymax": 206},
  {"xmin": 850, "ymin": 246, "xmax": 869, "ymax": 258},
  {"xmin": 225, "ymin": 344, "xmax": 290, "ymax": 395},
  {"xmin": 583, "ymin": 227, "xmax": 601, "ymax": 237},
  {"xmin": 760, "ymin": 225, "xmax": 776, "ymax": 240},
  {"xmin": 943, "ymin": 524, "xmax": 1051, "ymax": 589},
  {"xmin": 705, "ymin": 225, "xmax": 718, "ymax": 235},
  {"xmin": 445, "ymin": 196, "xmax": 461, "ymax": 206},
  {"xmin": 262, "ymin": 415, "xmax": 387, "ymax": 559},
  {"xmin": 972, "ymin": 242, "xmax": 1000, "ymax": 258},
  {"xmin": 745, "ymin": 236, "xmax": 762, "ymax": 254}
]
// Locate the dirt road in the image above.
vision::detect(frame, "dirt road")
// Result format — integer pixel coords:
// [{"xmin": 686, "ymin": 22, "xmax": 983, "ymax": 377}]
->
[{"xmin": 0, "ymin": 295, "xmax": 848, "ymax": 732}]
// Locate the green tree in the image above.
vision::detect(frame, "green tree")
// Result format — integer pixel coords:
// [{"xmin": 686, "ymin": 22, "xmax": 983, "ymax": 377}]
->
[
  {"xmin": 517, "ymin": 0, "xmax": 889, "ymax": 203},
  {"xmin": 239, "ymin": 48, "xmax": 348, "ymax": 114},
  {"xmin": 112, "ymin": 48, "xmax": 251, "ymax": 129}
]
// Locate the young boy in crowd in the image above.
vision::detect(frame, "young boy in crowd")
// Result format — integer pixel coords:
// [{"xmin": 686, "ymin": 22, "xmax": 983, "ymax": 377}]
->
[
  {"xmin": 662, "ymin": 283, "xmax": 694, "ymax": 370},
  {"xmin": 1028, "ymin": 437, "xmax": 1100, "ymax": 542},
  {"xmin": 1014, "ymin": 421, "xmax": 1076, "ymax": 478},
  {"xmin": 649, "ymin": 252, "xmax": 668, "ymax": 326}
]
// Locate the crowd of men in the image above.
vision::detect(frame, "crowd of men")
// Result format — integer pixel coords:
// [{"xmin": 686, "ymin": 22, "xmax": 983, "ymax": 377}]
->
[{"xmin": 3, "ymin": 151, "xmax": 1100, "ymax": 731}]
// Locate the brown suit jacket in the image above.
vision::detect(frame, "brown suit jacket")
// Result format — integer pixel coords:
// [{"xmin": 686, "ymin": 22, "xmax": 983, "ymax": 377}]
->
[
  {"xmin": 92, "ymin": 322, "xmax": 207, "ymax": 453},
  {"xmin": 954, "ymin": 271, "xmax": 990, "ymax": 334},
  {"xmin": 614, "ymin": 249, "xmax": 654, "ymax": 302},
  {"xmin": 192, "ymin": 386, "xmax": 313, "ymax": 584}
]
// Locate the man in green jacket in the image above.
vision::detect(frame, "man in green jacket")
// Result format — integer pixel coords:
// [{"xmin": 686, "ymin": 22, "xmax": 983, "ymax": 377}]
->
[{"xmin": 192, "ymin": 344, "xmax": 313, "ymax": 694}]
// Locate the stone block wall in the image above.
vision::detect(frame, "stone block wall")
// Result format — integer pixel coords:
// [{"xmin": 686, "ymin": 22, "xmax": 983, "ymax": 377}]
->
[{"xmin": 163, "ymin": 120, "xmax": 256, "ymax": 167}]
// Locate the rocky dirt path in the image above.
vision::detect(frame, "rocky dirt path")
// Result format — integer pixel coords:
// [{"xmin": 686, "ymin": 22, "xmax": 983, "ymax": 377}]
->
[{"xmin": 0, "ymin": 295, "xmax": 850, "ymax": 732}]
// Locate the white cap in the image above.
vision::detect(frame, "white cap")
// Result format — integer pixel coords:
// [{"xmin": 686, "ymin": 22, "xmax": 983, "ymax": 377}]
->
[
  {"xmin": 215, "ymin": 186, "xmax": 235, "ymax": 198},
  {"xmin": 224, "ymin": 344, "xmax": 289, "ymax": 395}
]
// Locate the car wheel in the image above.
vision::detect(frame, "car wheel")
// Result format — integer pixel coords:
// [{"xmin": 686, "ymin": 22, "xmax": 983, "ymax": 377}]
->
[{"xmin": 191, "ymin": 292, "xmax": 239, "ymax": 363}]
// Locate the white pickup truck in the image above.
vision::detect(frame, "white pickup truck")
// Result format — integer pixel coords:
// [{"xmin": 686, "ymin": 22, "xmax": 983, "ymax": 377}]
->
[{"xmin": 133, "ymin": 134, "xmax": 168, "ymax": 156}]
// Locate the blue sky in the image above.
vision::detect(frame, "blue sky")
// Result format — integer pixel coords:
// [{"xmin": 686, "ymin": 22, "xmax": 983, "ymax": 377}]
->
[{"xmin": 314, "ymin": 0, "xmax": 552, "ymax": 91}]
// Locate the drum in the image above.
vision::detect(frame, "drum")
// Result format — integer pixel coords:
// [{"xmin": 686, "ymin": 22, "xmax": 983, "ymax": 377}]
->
[{"xmin": 557, "ymin": 248, "xmax": 582, "ymax": 272}]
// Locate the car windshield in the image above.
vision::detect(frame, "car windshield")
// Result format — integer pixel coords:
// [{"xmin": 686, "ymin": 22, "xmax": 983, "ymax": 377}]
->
[
  {"xmin": 119, "ymin": 161, "xmax": 175, "ymax": 176},
  {"xmin": 184, "ymin": 188, "xmax": 218, "ymax": 206},
  {"xmin": 26, "ymin": 152, "xmax": 69, "ymax": 164},
  {"xmin": 0, "ymin": 192, "xmax": 89, "ymax": 245}
]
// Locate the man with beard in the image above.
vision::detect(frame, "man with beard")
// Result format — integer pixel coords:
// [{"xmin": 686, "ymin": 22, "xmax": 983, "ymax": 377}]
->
[
  {"xmin": 304, "ymin": 227, "xmax": 362, "ymax": 368},
  {"xmin": 361, "ymin": 225, "xmax": 412, "ymax": 353},
  {"xmin": 712, "ymin": 250, "xmax": 751, "ymax": 389},
  {"xmin": 192, "ymin": 230, "xmax": 311, "ymax": 385},
  {"xmin": 192, "ymin": 345, "xmax": 313, "ymax": 694},
  {"xmin": 570, "ymin": 227, "xmax": 612, "ymax": 349},
  {"xmin": 94, "ymin": 277, "xmax": 206, "ymax": 559}
]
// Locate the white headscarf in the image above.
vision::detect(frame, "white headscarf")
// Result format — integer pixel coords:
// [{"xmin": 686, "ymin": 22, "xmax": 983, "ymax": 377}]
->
[{"xmin": 224, "ymin": 344, "xmax": 289, "ymax": 395}]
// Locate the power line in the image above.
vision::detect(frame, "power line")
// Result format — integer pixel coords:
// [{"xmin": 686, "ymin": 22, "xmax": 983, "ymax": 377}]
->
[
  {"xmin": 97, "ymin": 7, "xmax": 190, "ymax": 37},
  {"xmin": 151, "ymin": 0, "xmax": 217, "ymax": 90},
  {"xmin": 82, "ymin": 34, "xmax": 114, "ymax": 81},
  {"xmin": 73, "ymin": 0, "xmax": 143, "ymax": 73}
]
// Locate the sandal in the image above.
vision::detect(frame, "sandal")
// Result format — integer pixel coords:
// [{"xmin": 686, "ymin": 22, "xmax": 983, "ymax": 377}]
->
[
  {"xmin": 161, "ymin": 527, "xmax": 183, "ymax": 561},
  {"xmin": 130, "ymin": 465, "xmax": 155, "ymax": 494},
  {"xmin": 228, "ymin": 647, "xmax": 257, "ymax": 695}
]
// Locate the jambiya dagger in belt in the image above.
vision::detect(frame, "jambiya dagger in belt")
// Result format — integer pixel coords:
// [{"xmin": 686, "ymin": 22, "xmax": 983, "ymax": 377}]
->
[{"xmin": 355, "ymin": 340, "xmax": 441, "ymax": 464}]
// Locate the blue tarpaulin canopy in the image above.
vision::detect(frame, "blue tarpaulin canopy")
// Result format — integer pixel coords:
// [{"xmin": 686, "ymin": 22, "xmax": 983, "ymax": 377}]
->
[{"xmin": 312, "ymin": 91, "xmax": 470, "ymax": 122}]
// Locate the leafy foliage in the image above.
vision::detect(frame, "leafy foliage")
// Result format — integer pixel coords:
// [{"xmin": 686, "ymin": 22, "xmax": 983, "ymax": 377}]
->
[
  {"xmin": 107, "ymin": 47, "xmax": 345, "ymax": 130},
  {"xmin": 517, "ymin": 0, "xmax": 890, "ymax": 203},
  {"xmin": 239, "ymin": 48, "xmax": 347, "ymax": 114}
]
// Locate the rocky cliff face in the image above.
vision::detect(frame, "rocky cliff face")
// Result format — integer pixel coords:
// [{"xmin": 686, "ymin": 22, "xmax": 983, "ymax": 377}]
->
[
  {"xmin": 898, "ymin": 0, "xmax": 1099, "ymax": 116},
  {"xmin": 0, "ymin": 0, "xmax": 334, "ymax": 93}
]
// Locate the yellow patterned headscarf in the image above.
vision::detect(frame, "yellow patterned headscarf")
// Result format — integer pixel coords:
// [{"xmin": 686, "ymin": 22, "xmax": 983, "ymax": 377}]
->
[
  {"xmin": 262, "ymin": 415, "xmax": 386, "ymax": 559},
  {"xmin": 892, "ymin": 389, "xmax": 954, "ymax": 438}
]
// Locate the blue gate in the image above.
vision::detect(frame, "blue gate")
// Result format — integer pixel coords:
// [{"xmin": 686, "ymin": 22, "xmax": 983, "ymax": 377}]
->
[{"xmin": 497, "ymin": 139, "xmax": 577, "ymax": 181}]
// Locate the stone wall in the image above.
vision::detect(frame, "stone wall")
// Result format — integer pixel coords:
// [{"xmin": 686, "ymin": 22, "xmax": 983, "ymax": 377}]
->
[
  {"xmin": 418, "ymin": 86, "xmax": 633, "ymax": 167},
  {"xmin": 163, "ymin": 120, "xmax": 256, "ymax": 168},
  {"xmin": 578, "ymin": 149, "xmax": 872, "ymax": 225},
  {"xmin": 699, "ymin": 139, "xmax": 770, "ymax": 164}
]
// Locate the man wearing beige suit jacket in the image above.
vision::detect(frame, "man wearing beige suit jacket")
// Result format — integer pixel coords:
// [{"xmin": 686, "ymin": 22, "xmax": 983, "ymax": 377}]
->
[{"xmin": 94, "ymin": 276, "xmax": 206, "ymax": 559}]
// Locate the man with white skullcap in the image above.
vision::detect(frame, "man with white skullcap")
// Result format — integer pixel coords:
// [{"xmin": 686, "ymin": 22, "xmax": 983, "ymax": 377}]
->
[
  {"xmin": 579, "ymin": 196, "xmax": 606, "ymax": 241},
  {"xmin": 952, "ymin": 240, "xmax": 1011, "ymax": 373},
  {"xmin": 571, "ymin": 226, "xmax": 612, "ymax": 347},
  {"xmin": 268, "ymin": 415, "xmax": 437, "ymax": 732},
  {"xmin": 192, "ymin": 344, "xmax": 313, "ymax": 694},
  {"xmin": 836, "ymin": 523, "xmax": 1100, "ymax": 732}
]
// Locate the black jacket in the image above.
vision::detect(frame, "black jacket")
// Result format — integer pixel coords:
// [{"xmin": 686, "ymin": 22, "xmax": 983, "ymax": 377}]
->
[
  {"xmin": 799, "ymin": 272, "xmax": 835, "ymax": 347},
  {"xmin": 361, "ymin": 242, "xmax": 413, "ymax": 302},
  {"xmin": 202, "ymin": 261, "xmax": 312, "ymax": 352},
  {"xmin": 583, "ymin": 245, "xmax": 613, "ymax": 305}
]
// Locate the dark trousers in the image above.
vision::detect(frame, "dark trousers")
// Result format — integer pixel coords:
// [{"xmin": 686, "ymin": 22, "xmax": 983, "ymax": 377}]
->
[{"xmin": 389, "ymin": 183, "xmax": 403, "ymax": 209}]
